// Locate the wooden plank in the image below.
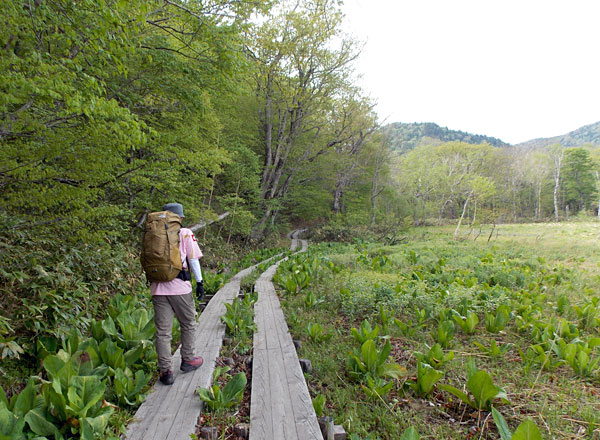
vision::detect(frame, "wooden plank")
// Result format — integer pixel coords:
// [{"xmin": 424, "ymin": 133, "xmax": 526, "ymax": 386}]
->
[
  {"xmin": 264, "ymin": 287, "xmax": 297, "ymax": 439},
  {"xmin": 250, "ymin": 255, "xmax": 322, "ymax": 440},
  {"xmin": 124, "ymin": 264, "xmax": 258, "ymax": 440},
  {"xmin": 125, "ymin": 238, "xmax": 305, "ymax": 440},
  {"xmin": 268, "ymin": 286, "xmax": 320, "ymax": 439},
  {"xmin": 251, "ymin": 274, "xmax": 294, "ymax": 439}
]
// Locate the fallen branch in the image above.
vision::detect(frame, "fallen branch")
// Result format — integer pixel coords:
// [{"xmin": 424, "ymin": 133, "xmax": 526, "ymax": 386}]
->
[
  {"xmin": 188, "ymin": 211, "xmax": 230, "ymax": 232},
  {"xmin": 135, "ymin": 211, "xmax": 230, "ymax": 232},
  {"xmin": 487, "ymin": 223, "xmax": 496, "ymax": 243}
]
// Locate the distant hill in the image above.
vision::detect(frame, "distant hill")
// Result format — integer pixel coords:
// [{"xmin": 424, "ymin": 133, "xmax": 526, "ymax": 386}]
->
[
  {"xmin": 384, "ymin": 122, "xmax": 509, "ymax": 153},
  {"xmin": 516, "ymin": 121, "xmax": 600, "ymax": 149}
]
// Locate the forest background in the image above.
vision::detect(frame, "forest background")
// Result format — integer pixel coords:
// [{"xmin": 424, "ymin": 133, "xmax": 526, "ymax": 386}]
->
[{"xmin": 1, "ymin": 0, "xmax": 600, "ymax": 392}]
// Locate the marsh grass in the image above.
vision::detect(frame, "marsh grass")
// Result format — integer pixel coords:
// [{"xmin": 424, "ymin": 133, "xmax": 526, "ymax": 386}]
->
[{"xmin": 279, "ymin": 222, "xmax": 600, "ymax": 439}]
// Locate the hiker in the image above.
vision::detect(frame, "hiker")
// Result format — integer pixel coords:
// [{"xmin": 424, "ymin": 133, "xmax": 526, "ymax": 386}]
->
[{"xmin": 150, "ymin": 203, "xmax": 205, "ymax": 385}]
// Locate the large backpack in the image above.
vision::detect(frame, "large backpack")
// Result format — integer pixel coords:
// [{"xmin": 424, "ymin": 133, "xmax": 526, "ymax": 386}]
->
[{"xmin": 141, "ymin": 211, "xmax": 182, "ymax": 282}]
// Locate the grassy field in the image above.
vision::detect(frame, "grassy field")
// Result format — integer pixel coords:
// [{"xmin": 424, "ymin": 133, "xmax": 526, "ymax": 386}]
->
[{"xmin": 276, "ymin": 222, "xmax": 600, "ymax": 439}]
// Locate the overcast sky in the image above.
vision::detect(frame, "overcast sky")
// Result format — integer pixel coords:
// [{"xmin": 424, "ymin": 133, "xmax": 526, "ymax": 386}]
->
[{"xmin": 342, "ymin": 0, "xmax": 600, "ymax": 145}]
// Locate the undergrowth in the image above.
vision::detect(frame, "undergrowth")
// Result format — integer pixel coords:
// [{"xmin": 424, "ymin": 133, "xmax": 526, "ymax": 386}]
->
[{"xmin": 278, "ymin": 224, "xmax": 600, "ymax": 439}]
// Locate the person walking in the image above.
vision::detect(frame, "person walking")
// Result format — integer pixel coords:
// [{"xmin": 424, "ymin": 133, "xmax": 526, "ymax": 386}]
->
[{"xmin": 151, "ymin": 202, "xmax": 205, "ymax": 385}]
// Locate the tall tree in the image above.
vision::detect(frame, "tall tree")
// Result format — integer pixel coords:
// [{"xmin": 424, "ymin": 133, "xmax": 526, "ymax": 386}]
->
[
  {"xmin": 562, "ymin": 148, "xmax": 597, "ymax": 213},
  {"xmin": 1, "ymin": 0, "xmax": 267, "ymax": 239},
  {"xmin": 548, "ymin": 144, "xmax": 565, "ymax": 221},
  {"xmin": 522, "ymin": 151, "xmax": 552, "ymax": 220},
  {"xmin": 247, "ymin": 0, "xmax": 361, "ymax": 238},
  {"xmin": 370, "ymin": 132, "xmax": 392, "ymax": 226},
  {"xmin": 330, "ymin": 94, "xmax": 378, "ymax": 213}
]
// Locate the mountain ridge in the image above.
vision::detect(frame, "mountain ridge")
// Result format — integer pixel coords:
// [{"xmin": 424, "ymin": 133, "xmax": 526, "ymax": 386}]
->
[
  {"xmin": 515, "ymin": 121, "xmax": 600, "ymax": 149},
  {"xmin": 384, "ymin": 122, "xmax": 509, "ymax": 153},
  {"xmin": 385, "ymin": 121, "xmax": 600, "ymax": 153}
]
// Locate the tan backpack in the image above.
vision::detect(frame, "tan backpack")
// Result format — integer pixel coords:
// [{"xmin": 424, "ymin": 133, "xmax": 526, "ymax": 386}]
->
[{"xmin": 141, "ymin": 211, "xmax": 182, "ymax": 282}]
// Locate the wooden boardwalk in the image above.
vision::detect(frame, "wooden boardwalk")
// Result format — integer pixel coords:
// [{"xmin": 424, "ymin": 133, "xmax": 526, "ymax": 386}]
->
[
  {"xmin": 124, "ymin": 230, "xmax": 315, "ymax": 440},
  {"xmin": 249, "ymin": 235, "xmax": 322, "ymax": 440},
  {"xmin": 289, "ymin": 228, "xmax": 308, "ymax": 251},
  {"xmin": 124, "ymin": 264, "xmax": 257, "ymax": 440}
]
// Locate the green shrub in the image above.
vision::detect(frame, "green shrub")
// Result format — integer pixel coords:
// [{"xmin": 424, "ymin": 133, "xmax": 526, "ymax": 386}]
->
[{"xmin": 197, "ymin": 368, "xmax": 247, "ymax": 412}]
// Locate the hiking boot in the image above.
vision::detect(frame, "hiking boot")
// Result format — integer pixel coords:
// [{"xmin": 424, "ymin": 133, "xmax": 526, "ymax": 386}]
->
[
  {"xmin": 180, "ymin": 356, "xmax": 203, "ymax": 373},
  {"xmin": 159, "ymin": 370, "xmax": 174, "ymax": 385}
]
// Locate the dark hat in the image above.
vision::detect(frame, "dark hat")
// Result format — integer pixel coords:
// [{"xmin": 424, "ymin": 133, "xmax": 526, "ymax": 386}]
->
[{"xmin": 162, "ymin": 202, "xmax": 184, "ymax": 218}]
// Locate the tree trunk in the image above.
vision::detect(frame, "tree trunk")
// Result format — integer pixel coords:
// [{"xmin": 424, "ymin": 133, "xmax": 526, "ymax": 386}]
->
[
  {"xmin": 332, "ymin": 184, "xmax": 344, "ymax": 213},
  {"xmin": 552, "ymin": 147, "xmax": 564, "ymax": 222},
  {"xmin": 535, "ymin": 184, "xmax": 542, "ymax": 220},
  {"xmin": 553, "ymin": 172, "xmax": 560, "ymax": 222},
  {"xmin": 251, "ymin": 207, "xmax": 272, "ymax": 239},
  {"xmin": 454, "ymin": 192, "xmax": 471, "ymax": 238},
  {"xmin": 370, "ymin": 136, "xmax": 386, "ymax": 226},
  {"xmin": 596, "ymin": 171, "xmax": 600, "ymax": 218}
]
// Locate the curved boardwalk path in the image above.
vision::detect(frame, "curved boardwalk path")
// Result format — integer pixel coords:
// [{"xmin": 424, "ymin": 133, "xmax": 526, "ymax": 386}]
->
[
  {"xmin": 288, "ymin": 228, "xmax": 308, "ymax": 252},
  {"xmin": 124, "ymin": 262, "xmax": 262, "ymax": 440},
  {"xmin": 249, "ymin": 231, "xmax": 322, "ymax": 440}
]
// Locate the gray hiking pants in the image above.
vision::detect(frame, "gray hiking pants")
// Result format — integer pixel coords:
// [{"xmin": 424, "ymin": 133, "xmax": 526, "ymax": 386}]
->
[{"xmin": 152, "ymin": 293, "xmax": 196, "ymax": 372}]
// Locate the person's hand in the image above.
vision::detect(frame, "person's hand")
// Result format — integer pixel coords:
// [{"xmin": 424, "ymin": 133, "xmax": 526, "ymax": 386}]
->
[{"xmin": 196, "ymin": 280, "xmax": 205, "ymax": 300}]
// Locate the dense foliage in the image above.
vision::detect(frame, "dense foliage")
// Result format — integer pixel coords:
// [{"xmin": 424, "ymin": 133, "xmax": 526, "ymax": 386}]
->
[
  {"xmin": 385, "ymin": 122, "xmax": 509, "ymax": 153},
  {"xmin": 2, "ymin": 1, "xmax": 600, "ymax": 436},
  {"xmin": 392, "ymin": 141, "xmax": 600, "ymax": 225},
  {"xmin": 277, "ymin": 224, "xmax": 600, "ymax": 439},
  {"xmin": 0, "ymin": 1, "xmax": 388, "ymax": 433}
]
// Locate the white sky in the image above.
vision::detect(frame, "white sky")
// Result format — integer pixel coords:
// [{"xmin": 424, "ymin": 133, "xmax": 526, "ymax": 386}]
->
[{"xmin": 342, "ymin": 0, "xmax": 600, "ymax": 145}]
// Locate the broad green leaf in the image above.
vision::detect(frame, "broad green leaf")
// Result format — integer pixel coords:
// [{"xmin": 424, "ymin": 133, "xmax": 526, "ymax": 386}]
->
[
  {"xmin": 399, "ymin": 427, "xmax": 420, "ymax": 440},
  {"xmin": 438, "ymin": 384, "xmax": 472, "ymax": 407},
  {"xmin": 361, "ymin": 340, "xmax": 378, "ymax": 373},
  {"xmin": 81, "ymin": 407, "xmax": 113, "ymax": 438},
  {"xmin": 12, "ymin": 378, "xmax": 36, "ymax": 417},
  {"xmin": 312, "ymin": 394, "xmax": 326, "ymax": 417},
  {"xmin": 465, "ymin": 312, "xmax": 479, "ymax": 333},
  {"xmin": 99, "ymin": 339, "xmax": 125, "ymax": 370},
  {"xmin": 41, "ymin": 383, "xmax": 67, "ymax": 421},
  {"xmin": 491, "ymin": 407, "xmax": 512, "ymax": 440},
  {"xmin": 197, "ymin": 387, "xmax": 215, "ymax": 404},
  {"xmin": 66, "ymin": 376, "xmax": 105, "ymax": 418},
  {"xmin": 212, "ymin": 366, "xmax": 231, "ymax": 382},
  {"xmin": 512, "ymin": 419, "xmax": 542, "ymax": 440},
  {"xmin": 24, "ymin": 398, "xmax": 61, "ymax": 437},
  {"xmin": 43, "ymin": 355, "xmax": 67, "ymax": 382},
  {"xmin": 381, "ymin": 363, "xmax": 407, "ymax": 379},
  {"xmin": 0, "ymin": 401, "xmax": 26, "ymax": 440},
  {"xmin": 377, "ymin": 340, "xmax": 392, "ymax": 366},
  {"xmin": 467, "ymin": 370, "xmax": 505, "ymax": 410},
  {"xmin": 78, "ymin": 339, "xmax": 101, "ymax": 366},
  {"xmin": 221, "ymin": 373, "xmax": 247, "ymax": 407},
  {"xmin": 124, "ymin": 345, "xmax": 143, "ymax": 366},
  {"xmin": 0, "ymin": 386, "xmax": 7, "ymax": 407},
  {"xmin": 411, "ymin": 363, "xmax": 443, "ymax": 397},
  {"xmin": 101, "ymin": 317, "xmax": 119, "ymax": 338},
  {"xmin": 79, "ymin": 418, "xmax": 95, "ymax": 440}
]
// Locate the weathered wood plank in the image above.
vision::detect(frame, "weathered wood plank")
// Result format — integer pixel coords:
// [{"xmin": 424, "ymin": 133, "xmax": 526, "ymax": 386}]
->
[
  {"xmin": 250, "ymin": 251, "xmax": 322, "ymax": 440},
  {"xmin": 125, "ymin": 236, "xmax": 303, "ymax": 440},
  {"xmin": 124, "ymin": 261, "xmax": 262, "ymax": 440}
]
